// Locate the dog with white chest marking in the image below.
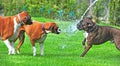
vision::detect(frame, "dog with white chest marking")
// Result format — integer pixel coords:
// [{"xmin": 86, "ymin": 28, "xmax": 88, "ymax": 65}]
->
[
  {"xmin": 0, "ymin": 11, "xmax": 32, "ymax": 55},
  {"xmin": 16, "ymin": 21, "xmax": 61, "ymax": 56},
  {"xmin": 77, "ymin": 17, "xmax": 120, "ymax": 57}
]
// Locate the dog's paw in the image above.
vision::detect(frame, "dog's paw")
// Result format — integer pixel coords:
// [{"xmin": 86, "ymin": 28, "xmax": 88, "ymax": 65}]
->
[
  {"xmin": 17, "ymin": 50, "xmax": 20, "ymax": 54},
  {"xmin": 8, "ymin": 50, "xmax": 12, "ymax": 55},
  {"xmin": 11, "ymin": 49, "xmax": 16, "ymax": 54},
  {"xmin": 33, "ymin": 53, "xmax": 36, "ymax": 56},
  {"xmin": 40, "ymin": 52, "xmax": 44, "ymax": 56}
]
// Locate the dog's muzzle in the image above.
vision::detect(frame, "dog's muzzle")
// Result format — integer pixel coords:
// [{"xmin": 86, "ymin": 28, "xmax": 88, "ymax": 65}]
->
[
  {"xmin": 56, "ymin": 28, "xmax": 61, "ymax": 34},
  {"xmin": 27, "ymin": 20, "xmax": 33, "ymax": 25},
  {"xmin": 26, "ymin": 17, "xmax": 33, "ymax": 25},
  {"xmin": 77, "ymin": 23, "xmax": 83, "ymax": 30}
]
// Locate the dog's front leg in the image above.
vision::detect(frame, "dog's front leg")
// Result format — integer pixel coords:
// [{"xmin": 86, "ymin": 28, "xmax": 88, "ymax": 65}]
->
[
  {"xmin": 11, "ymin": 41, "xmax": 15, "ymax": 54},
  {"xmin": 40, "ymin": 43, "xmax": 44, "ymax": 56},
  {"xmin": 80, "ymin": 35, "xmax": 95, "ymax": 57},
  {"xmin": 80, "ymin": 44, "xmax": 92, "ymax": 57},
  {"xmin": 82, "ymin": 38, "xmax": 86, "ymax": 49},
  {"xmin": 3, "ymin": 39, "xmax": 13, "ymax": 55},
  {"xmin": 16, "ymin": 31, "xmax": 25, "ymax": 54},
  {"xmin": 16, "ymin": 36, "xmax": 25, "ymax": 54},
  {"xmin": 80, "ymin": 33, "xmax": 96, "ymax": 57},
  {"xmin": 31, "ymin": 40, "xmax": 36, "ymax": 56}
]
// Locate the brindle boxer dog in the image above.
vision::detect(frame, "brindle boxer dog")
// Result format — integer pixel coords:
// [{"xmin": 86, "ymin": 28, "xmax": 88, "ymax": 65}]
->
[
  {"xmin": 77, "ymin": 17, "xmax": 120, "ymax": 57},
  {"xmin": 16, "ymin": 21, "xmax": 61, "ymax": 56},
  {"xmin": 0, "ymin": 11, "xmax": 32, "ymax": 55}
]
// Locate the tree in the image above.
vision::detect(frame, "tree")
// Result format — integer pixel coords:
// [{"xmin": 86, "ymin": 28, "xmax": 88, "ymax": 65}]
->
[
  {"xmin": 109, "ymin": 0, "xmax": 120, "ymax": 25},
  {"xmin": 88, "ymin": 0, "xmax": 93, "ymax": 16}
]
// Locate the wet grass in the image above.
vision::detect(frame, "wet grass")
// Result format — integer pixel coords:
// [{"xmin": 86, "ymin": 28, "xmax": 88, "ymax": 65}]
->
[{"xmin": 0, "ymin": 17, "xmax": 120, "ymax": 66}]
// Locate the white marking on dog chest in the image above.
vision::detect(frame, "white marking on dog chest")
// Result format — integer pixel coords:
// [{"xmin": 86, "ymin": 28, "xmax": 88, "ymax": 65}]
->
[
  {"xmin": 13, "ymin": 17, "xmax": 21, "ymax": 33},
  {"xmin": 45, "ymin": 30, "xmax": 51, "ymax": 33},
  {"xmin": 9, "ymin": 17, "xmax": 21, "ymax": 41},
  {"xmin": 84, "ymin": 31, "xmax": 88, "ymax": 43},
  {"xmin": 84, "ymin": 31, "xmax": 88, "ymax": 38}
]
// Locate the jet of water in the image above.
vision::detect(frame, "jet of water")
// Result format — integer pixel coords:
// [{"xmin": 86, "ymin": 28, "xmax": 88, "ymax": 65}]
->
[
  {"xmin": 67, "ymin": 20, "xmax": 79, "ymax": 33},
  {"xmin": 81, "ymin": 0, "xmax": 98, "ymax": 20},
  {"xmin": 58, "ymin": 0, "xmax": 98, "ymax": 49},
  {"xmin": 68, "ymin": 0, "xmax": 98, "ymax": 33}
]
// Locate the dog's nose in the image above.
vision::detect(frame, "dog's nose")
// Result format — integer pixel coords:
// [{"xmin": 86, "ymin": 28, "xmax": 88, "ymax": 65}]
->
[
  {"xmin": 27, "ymin": 19, "xmax": 33, "ymax": 25},
  {"xmin": 77, "ymin": 23, "xmax": 83, "ymax": 30},
  {"xmin": 57, "ymin": 28, "xmax": 61, "ymax": 34},
  {"xmin": 77, "ymin": 23, "xmax": 80, "ymax": 28}
]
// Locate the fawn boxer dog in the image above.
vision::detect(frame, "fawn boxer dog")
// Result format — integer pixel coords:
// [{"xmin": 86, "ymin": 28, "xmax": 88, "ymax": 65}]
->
[
  {"xmin": 16, "ymin": 21, "xmax": 61, "ymax": 56},
  {"xmin": 0, "ymin": 11, "xmax": 32, "ymax": 55},
  {"xmin": 77, "ymin": 17, "xmax": 120, "ymax": 57}
]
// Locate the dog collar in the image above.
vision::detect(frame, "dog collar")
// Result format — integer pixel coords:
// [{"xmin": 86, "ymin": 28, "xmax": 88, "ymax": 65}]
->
[
  {"xmin": 87, "ymin": 25, "xmax": 97, "ymax": 33},
  {"xmin": 41, "ymin": 23, "xmax": 48, "ymax": 34},
  {"xmin": 17, "ymin": 14, "xmax": 21, "ymax": 22},
  {"xmin": 42, "ymin": 23, "xmax": 45, "ymax": 30},
  {"xmin": 17, "ymin": 14, "xmax": 25, "ymax": 25}
]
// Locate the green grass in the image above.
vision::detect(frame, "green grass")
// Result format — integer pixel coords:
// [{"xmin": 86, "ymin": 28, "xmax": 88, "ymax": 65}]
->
[{"xmin": 0, "ymin": 17, "xmax": 120, "ymax": 66}]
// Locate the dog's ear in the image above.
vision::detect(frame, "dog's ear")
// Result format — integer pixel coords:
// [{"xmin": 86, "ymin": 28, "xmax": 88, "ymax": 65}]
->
[
  {"xmin": 85, "ymin": 17, "xmax": 95, "ymax": 27},
  {"xmin": 88, "ymin": 17, "xmax": 92, "ymax": 20},
  {"xmin": 44, "ymin": 22, "xmax": 55, "ymax": 30},
  {"xmin": 44, "ymin": 23, "xmax": 52, "ymax": 30}
]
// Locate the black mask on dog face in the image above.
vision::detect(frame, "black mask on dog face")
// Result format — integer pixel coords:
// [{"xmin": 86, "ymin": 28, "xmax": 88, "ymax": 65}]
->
[
  {"xmin": 77, "ymin": 20, "xmax": 84, "ymax": 30},
  {"xmin": 77, "ymin": 17, "xmax": 95, "ymax": 31}
]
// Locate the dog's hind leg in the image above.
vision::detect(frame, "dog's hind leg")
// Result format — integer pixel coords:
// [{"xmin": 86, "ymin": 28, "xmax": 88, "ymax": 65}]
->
[
  {"xmin": 114, "ymin": 38, "xmax": 120, "ymax": 50},
  {"xmin": 114, "ymin": 41, "xmax": 120, "ymax": 50}
]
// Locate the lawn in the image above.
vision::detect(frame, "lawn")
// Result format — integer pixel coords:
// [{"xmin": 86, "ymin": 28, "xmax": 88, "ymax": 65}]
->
[{"xmin": 0, "ymin": 17, "xmax": 120, "ymax": 66}]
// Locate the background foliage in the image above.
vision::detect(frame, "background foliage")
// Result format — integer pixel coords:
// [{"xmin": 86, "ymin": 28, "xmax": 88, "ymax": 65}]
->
[{"xmin": 0, "ymin": 0, "xmax": 120, "ymax": 25}]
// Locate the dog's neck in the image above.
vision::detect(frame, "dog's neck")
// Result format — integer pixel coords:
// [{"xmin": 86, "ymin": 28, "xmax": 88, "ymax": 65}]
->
[
  {"xmin": 86, "ymin": 25, "xmax": 98, "ymax": 33},
  {"xmin": 15, "ymin": 14, "xmax": 25, "ymax": 26},
  {"xmin": 42, "ymin": 23, "xmax": 45, "ymax": 30},
  {"xmin": 17, "ymin": 14, "xmax": 21, "ymax": 22},
  {"xmin": 41, "ymin": 23, "xmax": 49, "ymax": 34}
]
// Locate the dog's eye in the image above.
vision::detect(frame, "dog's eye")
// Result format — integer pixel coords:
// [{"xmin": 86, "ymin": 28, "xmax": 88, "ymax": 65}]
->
[
  {"xmin": 82, "ymin": 25, "xmax": 85, "ymax": 27},
  {"xmin": 86, "ymin": 23, "xmax": 90, "ymax": 26},
  {"xmin": 88, "ymin": 23, "xmax": 93, "ymax": 27},
  {"xmin": 87, "ymin": 23, "xmax": 90, "ymax": 25}
]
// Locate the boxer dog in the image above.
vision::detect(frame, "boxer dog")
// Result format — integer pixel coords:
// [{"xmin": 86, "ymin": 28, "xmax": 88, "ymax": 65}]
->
[
  {"xmin": 77, "ymin": 17, "xmax": 120, "ymax": 57},
  {"xmin": 0, "ymin": 11, "xmax": 32, "ymax": 55},
  {"xmin": 16, "ymin": 21, "xmax": 61, "ymax": 56}
]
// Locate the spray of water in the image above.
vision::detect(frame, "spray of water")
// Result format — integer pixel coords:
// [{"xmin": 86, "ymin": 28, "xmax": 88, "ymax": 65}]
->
[
  {"xmin": 67, "ymin": 0, "xmax": 98, "ymax": 34},
  {"xmin": 80, "ymin": 0, "xmax": 98, "ymax": 20},
  {"xmin": 59, "ymin": 0, "xmax": 98, "ymax": 49}
]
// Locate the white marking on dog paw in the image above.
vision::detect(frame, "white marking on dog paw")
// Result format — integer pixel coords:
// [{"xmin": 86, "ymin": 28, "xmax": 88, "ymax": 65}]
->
[
  {"xmin": 17, "ymin": 50, "xmax": 20, "ymax": 54},
  {"xmin": 32, "ymin": 46, "xmax": 36, "ymax": 56}
]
